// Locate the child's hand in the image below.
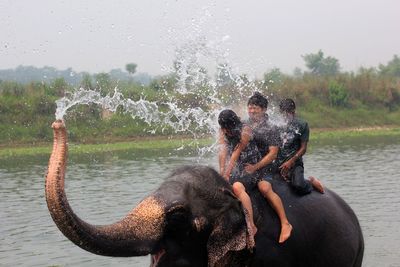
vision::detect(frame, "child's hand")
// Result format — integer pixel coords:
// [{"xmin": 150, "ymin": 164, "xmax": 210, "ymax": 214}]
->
[
  {"xmin": 223, "ymin": 173, "xmax": 230, "ymax": 181},
  {"xmin": 244, "ymin": 163, "xmax": 257, "ymax": 174}
]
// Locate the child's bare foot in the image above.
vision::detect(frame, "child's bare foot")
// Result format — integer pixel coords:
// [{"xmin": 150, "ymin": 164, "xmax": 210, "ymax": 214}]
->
[
  {"xmin": 245, "ymin": 222, "xmax": 258, "ymax": 249},
  {"xmin": 309, "ymin": 176, "xmax": 324, "ymax": 193},
  {"xmin": 279, "ymin": 222, "xmax": 292, "ymax": 243}
]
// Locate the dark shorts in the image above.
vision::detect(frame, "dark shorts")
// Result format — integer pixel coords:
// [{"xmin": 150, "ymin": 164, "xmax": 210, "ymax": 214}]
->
[
  {"xmin": 259, "ymin": 173, "xmax": 274, "ymax": 182},
  {"xmin": 257, "ymin": 165, "xmax": 277, "ymax": 182}
]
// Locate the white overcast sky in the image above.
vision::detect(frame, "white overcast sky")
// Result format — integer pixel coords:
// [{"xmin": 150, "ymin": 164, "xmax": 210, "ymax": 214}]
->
[{"xmin": 1, "ymin": 0, "xmax": 399, "ymax": 76}]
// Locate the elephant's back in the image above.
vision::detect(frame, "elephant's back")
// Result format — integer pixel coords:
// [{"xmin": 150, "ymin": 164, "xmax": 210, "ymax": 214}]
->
[
  {"xmin": 249, "ymin": 179, "xmax": 364, "ymax": 267},
  {"xmin": 272, "ymin": 180, "xmax": 362, "ymax": 241}
]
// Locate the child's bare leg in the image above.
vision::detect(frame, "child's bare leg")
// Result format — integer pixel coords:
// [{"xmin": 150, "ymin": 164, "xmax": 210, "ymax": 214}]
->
[
  {"xmin": 258, "ymin": 180, "xmax": 292, "ymax": 243},
  {"xmin": 232, "ymin": 182, "xmax": 258, "ymax": 237}
]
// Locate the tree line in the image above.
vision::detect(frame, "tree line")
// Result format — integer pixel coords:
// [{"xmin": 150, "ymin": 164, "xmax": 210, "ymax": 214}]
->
[
  {"xmin": 0, "ymin": 51, "xmax": 399, "ymax": 145},
  {"xmin": 0, "ymin": 64, "xmax": 152, "ymax": 86}
]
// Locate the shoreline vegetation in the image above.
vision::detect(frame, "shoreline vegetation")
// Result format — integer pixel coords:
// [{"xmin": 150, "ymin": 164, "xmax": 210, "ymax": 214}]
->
[
  {"xmin": 1, "ymin": 52, "xmax": 400, "ymax": 158},
  {"xmin": 1, "ymin": 126, "xmax": 399, "ymax": 159}
]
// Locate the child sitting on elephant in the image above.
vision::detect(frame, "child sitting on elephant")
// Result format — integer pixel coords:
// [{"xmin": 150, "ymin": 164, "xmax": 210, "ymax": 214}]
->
[{"xmin": 218, "ymin": 109, "xmax": 292, "ymax": 243}]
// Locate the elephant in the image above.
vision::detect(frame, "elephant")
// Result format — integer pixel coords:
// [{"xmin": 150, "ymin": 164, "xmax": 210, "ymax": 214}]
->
[{"xmin": 45, "ymin": 120, "xmax": 364, "ymax": 267}]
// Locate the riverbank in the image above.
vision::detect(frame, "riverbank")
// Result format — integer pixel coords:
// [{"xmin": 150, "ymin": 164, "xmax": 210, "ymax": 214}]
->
[
  {"xmin": 1, "ymin": 126, "xmax": 399, "ymax": 159},
  {"xmin": 312, "ymin": 125, "xmax": 400, "ymax": 139}
]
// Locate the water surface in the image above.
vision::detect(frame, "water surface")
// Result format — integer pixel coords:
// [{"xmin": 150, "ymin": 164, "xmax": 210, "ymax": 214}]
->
[{"xmin": 1, "ymin": 137, "xmax": 399, "ymax": 266}]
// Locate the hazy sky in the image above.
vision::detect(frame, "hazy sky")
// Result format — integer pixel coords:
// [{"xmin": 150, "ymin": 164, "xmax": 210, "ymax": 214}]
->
[{"xmin": 1, "ymin": 0, "xmax": 399, "ymax": 77}]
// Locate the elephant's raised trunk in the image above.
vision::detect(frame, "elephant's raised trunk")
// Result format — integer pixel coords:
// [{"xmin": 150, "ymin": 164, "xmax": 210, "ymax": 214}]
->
[{"xmin": 45, "ymin": 120, "xmax": 165, "ymax": 256}]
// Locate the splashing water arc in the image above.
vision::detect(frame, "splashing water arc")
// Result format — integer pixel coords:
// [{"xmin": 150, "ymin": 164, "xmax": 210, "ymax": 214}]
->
[
  {"xmin": 53, "ymin": 18, "xmax": 283, "ymax": 154},
  {"xmin": 54, "ymin": 41, "xmax": 259, "ymax": 144},
  {"xmin": 55, "ymin": 88, "xmax": 220, "ymax": 135}
]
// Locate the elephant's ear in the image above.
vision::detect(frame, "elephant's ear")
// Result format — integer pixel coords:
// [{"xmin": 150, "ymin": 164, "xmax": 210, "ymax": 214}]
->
[{"xmin": 207, "ymin": 204, "xmax": 254, "ymax": 267}]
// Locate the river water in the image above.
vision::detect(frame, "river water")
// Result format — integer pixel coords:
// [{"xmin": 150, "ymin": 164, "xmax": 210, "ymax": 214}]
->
[{"xmin": 0, "ymin": 135, "xmax": 399, "ymax": 267}]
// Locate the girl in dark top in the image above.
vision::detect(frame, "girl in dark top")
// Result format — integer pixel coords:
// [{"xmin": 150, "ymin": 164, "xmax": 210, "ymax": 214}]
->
[
  {"xmin": 218, "ymin": 109, "xmax": 258, "ymax": 237},
  {"xmin": 219, "ymin": 111, "xmax": 261, "ymax": 182}
]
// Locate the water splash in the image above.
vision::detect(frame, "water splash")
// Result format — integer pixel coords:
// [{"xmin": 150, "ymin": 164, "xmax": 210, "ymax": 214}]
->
[
  {"xmin": 54, "ymin": 58, "xmax": 264, "ymax": 150},
  {"xmin": 55, "ymin": 88, "xmax": 220, "ymax": 135},
  {"xmin": 54, "ymin": 4, "xmax": 274, "ymax": 157}
]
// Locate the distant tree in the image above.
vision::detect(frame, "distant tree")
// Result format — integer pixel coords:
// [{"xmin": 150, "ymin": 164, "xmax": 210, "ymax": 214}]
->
[
  {"xmin": 328, "ymin": 80, "xmax": 348, "ymax": 107},
  {"xmin": 125, "ymin": 63, "xmax": 137, "ymax": 76},
  {"xmin": 264, "ymin": 68, "xmax": 283, "ymax": 85},
  {"xmin": 95, "ymin": 73, "xmax": 112, "ymax": 95},
  {"xmin": 80, "ymin": 73, "xmax": 93, "ymax": 89},
  {"xmin": 110, "ymin": 68, "xmax": 130, "ymax": 81},
  {"xmin": 379, "ymin": 55, "xmax": 400, "ymax": 77},
  {"xmin": 149, "ymin": 74, "xmax": 176, "ymax": 92},
  {"xmin": 302, "ymin": 50, "xmax": 340, "ymax": 76},
  {"xmin": 0, "ymin": 65, "xmax": 92, "ymax": 85},
  {"xmin": 51, "ymin": 77, "xmax": 67, "ymax": 97},
  {"xmin": 358, "ymin": 66, "xmax": 378, "ymax": 76},
  {"xmin": 0, "ymin": 80, "xmax": 25, "ymax": 96}
]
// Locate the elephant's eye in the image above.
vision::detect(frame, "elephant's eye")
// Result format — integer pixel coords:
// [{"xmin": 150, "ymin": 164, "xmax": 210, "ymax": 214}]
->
[
  {"xmin": 166, "ymin": 210, "xmax": 190, "ymax": 229},
  {"xmin": 192, "ymin": 216, "xmax": 208, "ymax": 232}
]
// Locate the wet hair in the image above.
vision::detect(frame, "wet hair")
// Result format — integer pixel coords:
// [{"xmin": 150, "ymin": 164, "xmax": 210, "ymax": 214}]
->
[
  {"xmin": 279, "ymin": 98, "xmax": 296, "ymax": 113},
  {"xmin": 247, "ymin": 92, "xmax": 268, "ymax": 108},
  {"xmin": 218, "ymin": 109, "xmax": 242, "ymax": 140}
]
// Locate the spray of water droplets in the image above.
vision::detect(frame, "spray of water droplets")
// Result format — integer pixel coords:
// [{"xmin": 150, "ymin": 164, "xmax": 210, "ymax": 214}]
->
[
  {"xmin": 55, "ymin": 88, "xmax": 219, "ymax": 134},
  {"xmin": 54, "ymin": 3, "xmax": 283, "ymax": 157}
]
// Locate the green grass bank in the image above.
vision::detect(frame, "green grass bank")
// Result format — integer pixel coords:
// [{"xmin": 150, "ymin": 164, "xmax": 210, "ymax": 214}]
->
[{"xmin": 1, "ymin": 126, "xmax": 399, "ymax": 159}]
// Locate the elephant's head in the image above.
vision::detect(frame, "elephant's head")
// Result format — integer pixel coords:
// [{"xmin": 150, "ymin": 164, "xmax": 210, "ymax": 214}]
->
[{"xmin": 45, "ymin": 120, "xmax": 254, "ymax": 267}]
